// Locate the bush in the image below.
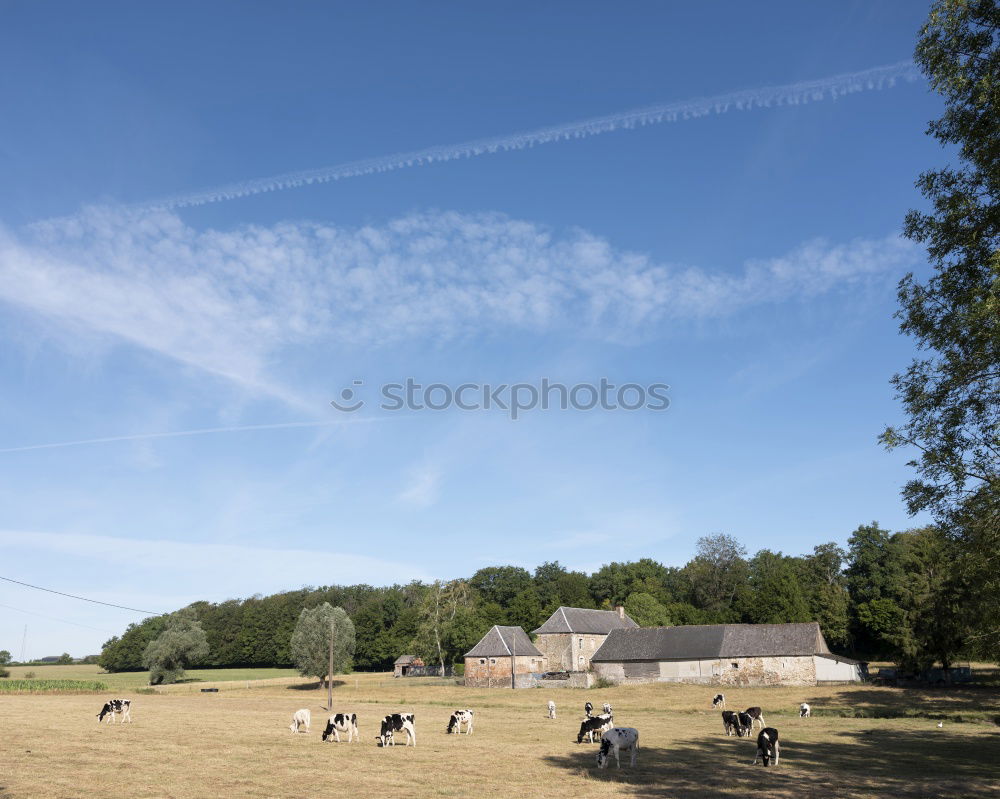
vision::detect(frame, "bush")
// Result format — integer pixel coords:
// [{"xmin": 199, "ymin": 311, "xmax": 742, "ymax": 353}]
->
[
  {"xmin": 0, "ymin": 667, "xmax": 10, "ymax": 678},
  {"xmin": 453, "ymin": 663, "xmax": 465, "ymax": 677},
  {"xmin": 23, "ymin": 671, "xmax": 35, "ymax": 679},
  {"xmin": 591, "ymin": 676, "xmax": 616, "ymax": 689}
]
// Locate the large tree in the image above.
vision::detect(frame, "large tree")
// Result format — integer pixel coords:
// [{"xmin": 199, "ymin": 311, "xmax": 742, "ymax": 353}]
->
[
  {"xmin": 289, "ymin": 603, "xmax": 355, "ymax": 686},
  {"xmin": 142, "ymin": 609, "xmax": 210, "ymax": 685},
  {"xmin": 881, "ymin": 0, "xmax": 1000, "ymax": 657}
]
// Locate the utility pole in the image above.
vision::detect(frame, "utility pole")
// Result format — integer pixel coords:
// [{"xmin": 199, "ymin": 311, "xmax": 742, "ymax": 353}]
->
[
  {"xmin": 511, "ymin": 628, "xmax": 516, "ymax": 690},
  {"xmin": 20, "ymin": 624, "xmax": 27, "ymax": 662},
  {"xmin": 327, "ymin": 618, "xmax": 335, "ymax": 711}
]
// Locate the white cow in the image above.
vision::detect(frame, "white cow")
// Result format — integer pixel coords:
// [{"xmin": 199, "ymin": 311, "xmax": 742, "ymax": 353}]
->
[
  {"xmin": 547, "ymin": 700, "xmax": 556, "ymax": 719},
  {"xmin": 446, "ymin": 709, "xmax": 474, "ymax": 735},
  {"xmin": 322, "ymin": 713, "xmax": 358, "ymax": 742},
  {"xmin": 596, "ymin": 727, "xmax": 639, "ymax": 769},
  {"xmin": 289, "ymin": 708, "xmax": 311, "ymax": 733},
  {"xmin": 799, "ymin": 702, "xmax": 811, "ymax": 718}
]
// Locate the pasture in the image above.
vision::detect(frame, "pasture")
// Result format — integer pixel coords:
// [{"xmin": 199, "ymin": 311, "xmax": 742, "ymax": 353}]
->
[{"xmin": 2, "ymin": 672, "xmax": 999, "ymax": 798}]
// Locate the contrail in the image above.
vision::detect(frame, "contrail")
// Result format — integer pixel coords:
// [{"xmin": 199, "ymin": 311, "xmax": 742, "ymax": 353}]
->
[
  {"xmin": 0, "ymin": 417, "xmax": 392, "ymax": 454},
  {"xmin": 136, "ymin": 61, "xmax": 921, "ymax": 211}
]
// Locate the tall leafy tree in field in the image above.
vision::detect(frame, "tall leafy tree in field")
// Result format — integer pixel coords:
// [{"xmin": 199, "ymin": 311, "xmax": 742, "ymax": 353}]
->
[
  {"xmin": 881, "ymin": 0, "xmax": 1000, "ymax": 657},
  {"xmin": 801, "ymin": 543, "xmax": 851, "ymax": 648},
  {"xmin": 289, "ymin": 603, "xmax": 355, "ymax": 686},
  {"xmin": 142, "ymin": 610, "xmax": 210, "ymax": 685},
  {"xmin": 685, "ymin": 534, "xmax": 749, "ymax": 621},
  {"xmin": 413, "ymin": 580, "xmax": 474, "ymax": 672}
]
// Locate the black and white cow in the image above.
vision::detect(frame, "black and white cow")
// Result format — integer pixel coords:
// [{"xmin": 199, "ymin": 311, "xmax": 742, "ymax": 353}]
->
[
  {"xmin": 446, "ymin": 709, "xmax": 474, "ymax": 735},
  {"xmin": 721, "ymin": 710, "xmax": 739, "ymax": 736},
  {"xmin": 744, "ymin": 706, "xmax": 766, "ymax": 731},
  {"xmin": 289, "ymin": 708, "xmax": 311, "ymax": 733},
  {"xmin": 602, "ymin": 702, "xmax": 613, "ymax": 716},
  {"xmin": 547, "ymin": 700, "xmax": 556, "ymax": 719},
  {"xmin": 735, "ymin": 711, "xmax": 754, "ymax": 738},
  {"xmin": 799, "ymin": 702, "xmax": 811, "ymax": 718},
  {"xmin": 584, "ymin": 701, "xmax": 594, "ymax": 717},
  {"xmin": 97, "ymin": 699, "xmax": 132, "ymax": 724},
  {"xmin": 321, "ymin": 713, "xmax": 358, "ymax": 743},
  {"xmin": 753, "ymin": 727, "xmax": 780, "ymax": 767},
  {"xmin": 379, "ymin": 713, "xmax": 416, "ymax": 747},
  {"xmin": 577, "ymin": 712, "xmax": 613, "ymax": 744},
  {"xmin": 596, "ymin": 727, "xmax": 639, "ymax": 769},
  {"xmin": 712, "ymin": 693, "xmax": 726, "ymax": 709}
]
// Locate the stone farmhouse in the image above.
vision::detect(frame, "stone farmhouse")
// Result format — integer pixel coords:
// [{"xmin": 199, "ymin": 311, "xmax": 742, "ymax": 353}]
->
[
  {"xmin": 532, "ymin": 606, "xmax": 639, "ymax": 672},
  {"xmin": 590, "ymin": 622, "xmax": 863, "ymax": 686},
  {"xmin": 463, "ymin": 625, "xmax": 547, "ymax": 688}
]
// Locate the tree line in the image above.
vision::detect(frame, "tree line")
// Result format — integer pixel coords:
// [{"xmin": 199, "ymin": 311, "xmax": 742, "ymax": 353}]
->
[{"xmin": 99, "ymin": 522, "xmax": 980, "ymax": 676}]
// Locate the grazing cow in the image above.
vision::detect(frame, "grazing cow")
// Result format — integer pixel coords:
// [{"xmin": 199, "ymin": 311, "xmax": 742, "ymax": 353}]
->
[
  {"xmin": 753, "ymin": 727, "xmax": 780, "ymax": 767},
  {"xmin": 799, "ymin": 702, "xmax": 811, "ymax": 718},
  {"xmin": 596, "ymin": 727, "xmax": 639, "ymax": 769},
  {"xmin": 735, "ymin": 712, "xmax": 754, "ymax": 738},
  {"xmin": 321, "ymin": 713, "xmax": 358, "ymax": 743},
  {"xmin": 379, "ymin": 713, "xmax": 416, "ymax": 747},
  {"xmin": 97, "ymin": 699, "xmax": 132, "ymax": 724},
  {"xmin": 712, "ymin": 693, "xmax": 726, "ymax": 709},
  {"xmin": 584, "ymin": 701, "xmax": 594, "ymax": 717},
  {"xmin": 602, "ymin": 703, "xmax": 613, "ymax": 716},
  {"xmin": 289, "ymin": 708, "xmax": 311, "ymax": 733},
  {"xmin": 721, "ymin": 710, "xmax": 739, "ymax": 736},
  {"xmin": 577, "ymin": 713, "xmax": 613, "ymax": 744},
  {"xmin": 446, "ymin": 709, "xmax": 474, "ymax": 735},
  {"xmin": 547, "ymin": 700, "xmax": 556, "ymax": 719},
  {"xmin": 744, "ymin": 706, "xmax": 766, "ymax": 731}
]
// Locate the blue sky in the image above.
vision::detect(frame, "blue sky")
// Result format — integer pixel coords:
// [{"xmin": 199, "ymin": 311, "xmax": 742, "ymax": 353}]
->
[{"xmin": 0, "ymin": 1, "xmax": 941, "ymax": 657}]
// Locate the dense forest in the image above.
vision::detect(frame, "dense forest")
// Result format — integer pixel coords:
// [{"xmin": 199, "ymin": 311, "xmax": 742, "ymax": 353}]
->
[{"xmin": 99, "ymin": 522, "xmax": 977, "ymax": 674}]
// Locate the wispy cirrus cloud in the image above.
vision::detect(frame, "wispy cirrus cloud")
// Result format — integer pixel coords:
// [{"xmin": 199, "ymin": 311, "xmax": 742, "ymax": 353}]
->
[{"xmin": 0, "ymin": 208, "xmax": 919, "ymax": 407}]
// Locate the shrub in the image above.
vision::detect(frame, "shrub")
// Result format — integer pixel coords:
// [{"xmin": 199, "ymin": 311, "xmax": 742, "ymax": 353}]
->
[
  {"xmin": 453, "ymin": 663, "xmax": 465, "ymax": 677},
  {"xmin": 0, "ymin": 667, "xmax": 10, "ymax": 678},
  {"xmin": 591, "ymin": 676, "xmax": 616, "ymax": 689},
  {"xmin": 23, "ymin": 671, "xmax": 35, "ymax": 679}
]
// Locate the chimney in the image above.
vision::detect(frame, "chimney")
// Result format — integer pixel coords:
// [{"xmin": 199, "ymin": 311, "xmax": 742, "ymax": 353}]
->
[{"xmin": 613, "ymin": 605, "xmax": 625, "ymax": 620}]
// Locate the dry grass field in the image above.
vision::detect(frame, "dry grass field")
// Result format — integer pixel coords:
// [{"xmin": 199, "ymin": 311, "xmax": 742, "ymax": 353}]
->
[{"xmin": 2, "ymin": 672, "xmax": 999, "ymax": 799}]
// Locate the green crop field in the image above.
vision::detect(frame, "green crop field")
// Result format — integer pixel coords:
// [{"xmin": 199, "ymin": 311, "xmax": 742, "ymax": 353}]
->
[
  {"xmin": 2, "ymin": 663, "xmax": 304, "ymax": 692},
  {"xmin": 2, "ymin": 670, "xmax": 999, "ymax": 799}
]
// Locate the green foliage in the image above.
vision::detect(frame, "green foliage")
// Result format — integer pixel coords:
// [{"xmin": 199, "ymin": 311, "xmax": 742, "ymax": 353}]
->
[
  {"xmin": 0, "ymin": 679, "xmax": 107, "ymax": 693},
  {"xmin": 142, "ymin": 609, "xmax": 210, "ymax": 685},
  {"xmin": 624, "ymin": 592, "xmax": 672, "ymax": 627},
  {"xmin": 0, "ymin": 666, "xmax": 9, "ymax": 678},
  {"xmin": 882, "ymin": 0, "xmax": 1000, "ymax": 659},
  {"xmin": 289, "ymin": 603, "xmax": 355, "ymax": 684},
  {"xmin": 744, "ymin": 550, "xmax": 811, "ymax": 624},
  {"xmin": 0, "ymin": 650, "xmax": 11, "ymax": 665},
  {"xmin": 684, "ymin": 534, "xmax": 749, "ymax": 621},
  {"xmin": 56, "ymin": 653, "xmax": 73, "ymax": 665}
]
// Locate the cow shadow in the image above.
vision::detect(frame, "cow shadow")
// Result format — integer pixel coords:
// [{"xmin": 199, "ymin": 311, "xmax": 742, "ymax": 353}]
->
[
  {"xmin": 802, "ymin": 687, "xmax": 1000, "ymax": 720},
  {"xmin": 543, "ymin": 727, "xmax": 1000, "ymax": 798}
]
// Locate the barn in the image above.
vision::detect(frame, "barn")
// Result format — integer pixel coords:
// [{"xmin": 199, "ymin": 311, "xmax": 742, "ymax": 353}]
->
[
  {"xmin": 463, "ymin": 625, "xmax": 547, "ymax": 688},
  {"xmin": 590, "ymin": 622, "xmax": 863, "ymax": 686},
  {"xmin": 532, "ymin": 606, "xmax": 638, "ymax": 672}
]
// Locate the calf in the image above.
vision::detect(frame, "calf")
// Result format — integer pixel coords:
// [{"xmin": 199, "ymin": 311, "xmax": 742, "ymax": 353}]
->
[
  {"xmin": 97, "ymin": 699, "xmax": 132, "ymax": 724},
  {"xmin": 584, "ymin": 701, "xmax": 594, "ymax": 717},
  {"xmin": 577, "ymin": 712, "xmax": 613, "ymax": 744},
  {"xmin": 721, "ymin": 710, "xmax": 739, "ymax": 736},
  {"xmin": 735, "ymin": 711, "xmax": 753, "ymax": 738},
  {"xmin": 753, "ymin": 727, "xmax": 780, "ymax": 767},
  {"xmin": 712, "ymin": 693, "xmax": 726, "ymax": 709},
  {"xmin": 799, "ymin": 702, "xmax": 811, "ymax": 718},
  {"xmin": 321, "ymin": 713, "xmax": 358, "ymax": 743},
  {"xmin": 289, "ymin": 708, "xmax": 311, "ymax": 733},
  {"xmin": 744, "ymin": 706, "xmax": 766, "ymax": 731},
  {"xmin": 596, "ymin": 727, "xmax": 639, "ymax": 769},
  {"xmin": 602, "ymin": 702, "xmax": 613, "ymax": 716},
  {"xmin": 446, "ymin": 709, "xmax": 474, "ymax": 735},
  {"xmin": 379, "ymin": 713, "xmax": 416, "ymax": 747},
  {"xmin": 547, "ymin": 700, "xmax": 556, "ymax": 719}
]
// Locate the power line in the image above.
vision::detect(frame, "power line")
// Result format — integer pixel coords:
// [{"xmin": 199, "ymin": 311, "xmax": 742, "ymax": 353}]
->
[
  {"xmin": 0, "ymin": 602, "xmax": 117, "ymax": 635},
  {"xmin": 0, "ymin": 575, "xmax": 163, "ymax": 615}
]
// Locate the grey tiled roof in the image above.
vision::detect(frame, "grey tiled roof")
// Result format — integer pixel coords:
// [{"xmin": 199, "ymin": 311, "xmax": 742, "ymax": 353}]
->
[
  {"xmin": 532, "ymin": 607, "xmax": 639, "ymax": 635},
  {"xmin": 394, "ymin": 655, "xmax": 416, "ymax": 665},
  {"xmin": 591, "ymin": 623, "xmax": 832, "ymax": 662},
  {"xmin": 464, "ymin": 625, "xmax": 543, "ymax": 658}
]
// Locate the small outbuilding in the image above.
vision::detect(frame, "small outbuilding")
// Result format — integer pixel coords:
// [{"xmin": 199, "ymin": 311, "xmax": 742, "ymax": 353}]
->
[
  {"xmin": 590, "ymin": 622, "xmax": 863, "ymax": 686},
  {"xmin": 393, "ymin": 655, "xmax": 419, "ymax": 677},
  {"xmin": 463, "ymin": 625, "xmax": 547, "ymax": 688}
]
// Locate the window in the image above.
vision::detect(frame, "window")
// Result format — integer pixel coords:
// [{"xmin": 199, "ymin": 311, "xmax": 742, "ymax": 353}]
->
[
  {"xmin": 579, "ymin": 638, "xmax": 584, "ymax": 648},
  {"xmin": 578, "ymin": 655, "xmax": 584, "ymax": 665},
  {"xmin": 490, "ymin": 658, "xmax": 496, "ymax": 665},
  {"xmin": 479, "ymin": 659, "xmax": 486, "ymax": 664},
  {"xmin": 731, "ymin": 662, "xmax": 739, "ymax": 669}
]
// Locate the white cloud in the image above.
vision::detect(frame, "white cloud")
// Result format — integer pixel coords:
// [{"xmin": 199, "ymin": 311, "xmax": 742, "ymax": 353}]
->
[
  {"xmin": 0, "ymin": 208, "xmax": 919, "ymax": 406},
  {"xmin": 397, "ymin": 466, "xmax": 441, "ymax": 509}
]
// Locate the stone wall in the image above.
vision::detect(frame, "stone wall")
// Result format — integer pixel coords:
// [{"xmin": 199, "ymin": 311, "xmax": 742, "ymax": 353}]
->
[
  {"xmin": 464, "ymin": 654, "xmax": 547, "ymax": 688},
  {"xmin": 593, "ymin": 656, "xmax": 818, "ymax": 686},
  {"xmin": 535, "ymin": 632, "xmax": 608, "ymax": 671}
]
